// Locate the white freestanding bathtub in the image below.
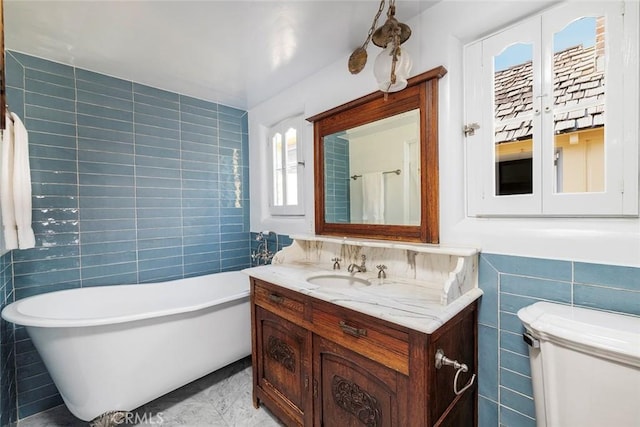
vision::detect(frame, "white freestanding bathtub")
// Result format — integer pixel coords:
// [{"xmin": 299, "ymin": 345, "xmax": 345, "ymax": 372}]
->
[{"xmin": 1, "ymin": 271, "xmax": 251, "ymax": 422}]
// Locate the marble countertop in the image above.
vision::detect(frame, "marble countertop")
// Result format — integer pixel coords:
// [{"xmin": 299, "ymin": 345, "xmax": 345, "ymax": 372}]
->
[{"xmin": 243, "ymin": 263, "xmax": 483, "ymax": 334}]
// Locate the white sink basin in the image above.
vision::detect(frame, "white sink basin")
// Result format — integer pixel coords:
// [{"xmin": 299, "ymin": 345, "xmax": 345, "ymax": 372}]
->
[{"xmin": 306, "ymin": 274, "xmax": 371, "ymax": 288}]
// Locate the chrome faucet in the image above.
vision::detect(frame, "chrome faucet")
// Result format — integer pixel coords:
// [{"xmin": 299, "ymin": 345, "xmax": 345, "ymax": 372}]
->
[
  {"xmin": 347, "ymin": 255, "xmax": 367, "ymax": 273},
  {"xmin": 332, "ymin": 257, "xmax": 341, "ymax": 270},
  {"xmin": 376, "ymin": 264, "xmax": 387, "ymax": 279}
]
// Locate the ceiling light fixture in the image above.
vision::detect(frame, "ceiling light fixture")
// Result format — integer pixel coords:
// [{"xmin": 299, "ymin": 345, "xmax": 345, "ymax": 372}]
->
[{"xmin": 348, "ymin": 0, "xmax": 412, "ymax": 93}]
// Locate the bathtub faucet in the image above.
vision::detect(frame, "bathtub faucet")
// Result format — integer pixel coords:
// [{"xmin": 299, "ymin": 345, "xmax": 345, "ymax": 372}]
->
[{"xmin": 251, "ymin": 231, "xmax": 278, "ymax": 265}]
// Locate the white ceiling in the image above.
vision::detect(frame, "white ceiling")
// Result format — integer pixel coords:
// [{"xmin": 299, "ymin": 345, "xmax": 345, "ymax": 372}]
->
[{"xmin": 4, "ymin": 1, "xmax": 438, "ymax": 110}]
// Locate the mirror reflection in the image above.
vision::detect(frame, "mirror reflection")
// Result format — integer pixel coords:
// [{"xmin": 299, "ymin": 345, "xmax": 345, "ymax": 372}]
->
[{"xmin": 324, "ymin": 109, "xmax": 420, "ymax": 226}]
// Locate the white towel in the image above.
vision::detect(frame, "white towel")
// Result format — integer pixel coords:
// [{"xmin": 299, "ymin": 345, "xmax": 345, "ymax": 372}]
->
[
  {"xmin": 361, "ymin": 172, "xmax": 385, "ymax": 224},
  {"xmin": 1, "ymin": 113, "xmax": 18, "ymax": 249},
  {"xmin": 1, "ymin": 112, "xmax": 36, "ymax": 250},
  {"xmin": 11, "ymin": 113, "xmax": 36, "ymax": 249}
]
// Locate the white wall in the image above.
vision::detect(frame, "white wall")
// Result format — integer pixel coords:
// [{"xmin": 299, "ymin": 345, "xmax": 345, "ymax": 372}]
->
[{"xmin": 248, "ymin": 1, "xmax": 640, "ymax": 267}]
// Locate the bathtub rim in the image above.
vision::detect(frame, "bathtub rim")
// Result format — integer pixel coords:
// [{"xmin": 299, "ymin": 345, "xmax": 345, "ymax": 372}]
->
[{"xmin": 1, "ymin": 272, "xmax": 249, "ymax": 328}]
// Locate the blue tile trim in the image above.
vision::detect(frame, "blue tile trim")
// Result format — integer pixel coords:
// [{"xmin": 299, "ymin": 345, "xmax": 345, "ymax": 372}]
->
[
  {"xmin": 500, "ymin": 405, "xmax": 536, "ymax": 427},
  {"xmin": 75, "ymin": 68, "xmax": 132, "ymax": 92},
  {"xmin": 574, "ymin": 284, "xmax": 640, "ymax": 316},
  {"xmin": 26, "ymin": 92, "xmax": 75, "ymax": 112},
  {"xmin": 77, "ymin": 79, "xmax": 132, "ymax": 101},
  {"xmin": 478, "ymin": 325, "xmax": 498, "ymax": 401},
  {"xmin": 483, "ymin": 253, "xmax": 572, "ymax": 281},
  {"xmin": 574, "ymin": 262, "xmax": 640, "ymax": 290},
  {"xmin": 133, "ymin": 82, "xmax": 179, "ymax": 102},
  {"xmin": 500, "ymin": 386, "xmax": 535, "ymax": 419},
  {"xmin": 501, "ymin": 274, "xmax": 571, "ymax": 303},
  {"xmin": 479, "ymin": 397, "xmax": 498, "ymax": 427},
  {"xmin": 10, "ymin": 51, "xmax": 74, "ymax": 77},
  {"xmin": 500, "ymin": 331, "xmax": 528, "ymax": 356},
  {"xmin": 500, "ymin": 368, "xmax": 533, "ymax": 398},
  {"xmin": 478, "ymin": 256, "xmax": 499, "ymax": 327},
  {"xmin": 25, "ymin": 68, "xmax": 74, "ymax": 88},
  {"xmin": 77, "ymin": 90, "xmax": 133, "ymax": 111},
  {"xmin": 6, "ymin": 52, "xmax": 24, "ymax": 89}
]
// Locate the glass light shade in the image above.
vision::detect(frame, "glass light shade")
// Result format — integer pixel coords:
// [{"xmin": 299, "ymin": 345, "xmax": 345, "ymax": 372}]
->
[{"xmin": 373, "ymin": 44, "xmax": 413, "ymax": 92}]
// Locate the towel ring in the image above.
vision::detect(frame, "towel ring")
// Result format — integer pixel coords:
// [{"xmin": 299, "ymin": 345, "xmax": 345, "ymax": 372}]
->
[{"xmin": 435, "ymin": 349, "xmax": 476, "ymax": 396}]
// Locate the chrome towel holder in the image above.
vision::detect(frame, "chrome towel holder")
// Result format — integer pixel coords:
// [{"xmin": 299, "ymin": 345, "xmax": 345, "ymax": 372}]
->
[
  {"xmin": 350, "ymin": 169, "xmax": 401, "ymax": 180},
  {"xmin": 435, "ymin": 348, "xmax": 476, "ymax": 396}
]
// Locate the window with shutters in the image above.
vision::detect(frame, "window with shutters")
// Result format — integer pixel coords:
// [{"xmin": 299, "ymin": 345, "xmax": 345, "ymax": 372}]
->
[{"xmin": 465, "ymin": 2, "xmax": 638, "ymax": 217}]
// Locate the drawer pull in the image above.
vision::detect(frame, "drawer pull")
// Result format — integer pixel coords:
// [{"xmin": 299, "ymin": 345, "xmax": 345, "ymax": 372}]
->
[
  {"xmin": 339, "ymin": 321, "xmax": 367, "ymax": 338},
  {"xmin": 268, "ymin": 293, "xmax": 284, "ymax": 304}
]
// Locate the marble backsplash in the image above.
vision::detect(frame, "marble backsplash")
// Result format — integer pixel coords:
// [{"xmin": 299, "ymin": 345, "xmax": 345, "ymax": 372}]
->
[{"xmin": 273, "ymin": 234, "xmax": 478, "ymax": 305}]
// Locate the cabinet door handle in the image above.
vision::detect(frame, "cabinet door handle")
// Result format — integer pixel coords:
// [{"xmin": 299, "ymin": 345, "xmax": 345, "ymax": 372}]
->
[
  {"xmin": 339, "ymin": 321, "xmax": 367, "ymax": 338},
  {"xmin": 304, "ymin": 375, "xmax": 309, "ymax": 390},
  {"xmin": 313, "ymin": 378, "xmax": 318, "ymax": 398},
  {"xmin": 268, "ymin": 293, "xmax": 284, "ymax": 304}
]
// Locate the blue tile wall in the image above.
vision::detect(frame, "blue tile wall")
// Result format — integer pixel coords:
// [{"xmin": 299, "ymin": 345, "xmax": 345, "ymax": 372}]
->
[
  {"xmin": 478, "ymin": 253, "xmax": 640, "ymax": 427},
  {"xmin": 323, "ymin": 133, "xmax": 350, "ymax": 223},
  {"xmin": 1, "ymin": 252, "xmax": 16, "ymax": 427},
  {"xmin": 4, "ymin": 50, "xmax": 251, "ymax": 419}
]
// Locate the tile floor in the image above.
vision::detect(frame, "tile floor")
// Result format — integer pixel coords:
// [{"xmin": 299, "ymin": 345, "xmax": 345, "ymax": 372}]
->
[{"xmin": 16, "ymin": 357, "xmax": 284, "ymax": 427}]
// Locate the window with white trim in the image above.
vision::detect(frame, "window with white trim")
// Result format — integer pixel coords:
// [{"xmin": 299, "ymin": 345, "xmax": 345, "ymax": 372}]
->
[
  {"xmin": 268, "ymin": 115, "xmax": 305, "ymax": 216},
  {"xmin": 465, "ymin": 2, "xmax": 638, "ymax": 217}
]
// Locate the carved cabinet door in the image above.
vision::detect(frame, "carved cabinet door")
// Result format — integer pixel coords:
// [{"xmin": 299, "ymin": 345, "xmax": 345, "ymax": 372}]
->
[
  {"xmin": 313, "ymin": 335, "xmax": 408, "ymax": 427},
  {"xmin": 255, "ymin": 306, "xmax": 310, "ymax": 423}
]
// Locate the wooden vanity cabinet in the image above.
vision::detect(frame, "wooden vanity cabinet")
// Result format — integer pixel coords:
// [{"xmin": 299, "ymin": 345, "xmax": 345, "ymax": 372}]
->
[
  {"xmin": 250, "ymin": 277, "xmax": 478, "ymax": 427},
  {"xmin": 252, "ymin": 279, "xmax": 313, "ymax": 426},
  {"xmin": 313, "ymin": 334, "xmax": 410, "ymax": 427}
]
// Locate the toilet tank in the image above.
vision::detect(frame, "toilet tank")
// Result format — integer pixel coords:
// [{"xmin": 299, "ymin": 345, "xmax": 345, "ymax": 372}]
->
[{"xmin": 517, "ymin": 302, "xmax": 640, "ymax": 427}]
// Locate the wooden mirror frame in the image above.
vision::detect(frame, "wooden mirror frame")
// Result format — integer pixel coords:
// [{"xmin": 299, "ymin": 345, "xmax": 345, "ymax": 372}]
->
[{"xmin": 307, "ymin": 66, "xmax": 447, "ymax": 243}]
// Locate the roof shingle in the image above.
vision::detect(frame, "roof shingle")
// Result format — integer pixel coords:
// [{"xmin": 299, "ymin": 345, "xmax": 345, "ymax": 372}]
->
[{"xmin": 494, "ymin": 44, "xmax": 605, "ymax": 144}]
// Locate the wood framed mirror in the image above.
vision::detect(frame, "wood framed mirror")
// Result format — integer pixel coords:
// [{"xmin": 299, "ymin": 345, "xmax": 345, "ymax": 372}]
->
[{"xmin": 307, "ymin": 66, "xmax": 447, "ymax": 243}]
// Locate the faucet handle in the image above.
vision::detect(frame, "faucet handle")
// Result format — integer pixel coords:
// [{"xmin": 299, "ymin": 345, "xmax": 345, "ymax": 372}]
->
[{"xmin": 358, "ymin": 254, "xmax": 367, "ymax": 272}]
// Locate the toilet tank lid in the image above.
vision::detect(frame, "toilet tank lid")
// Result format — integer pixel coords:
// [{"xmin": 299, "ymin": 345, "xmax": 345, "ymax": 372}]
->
[{"xmin": 517, "ymin": 302, "xmax": 640, "ymax": 365}]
